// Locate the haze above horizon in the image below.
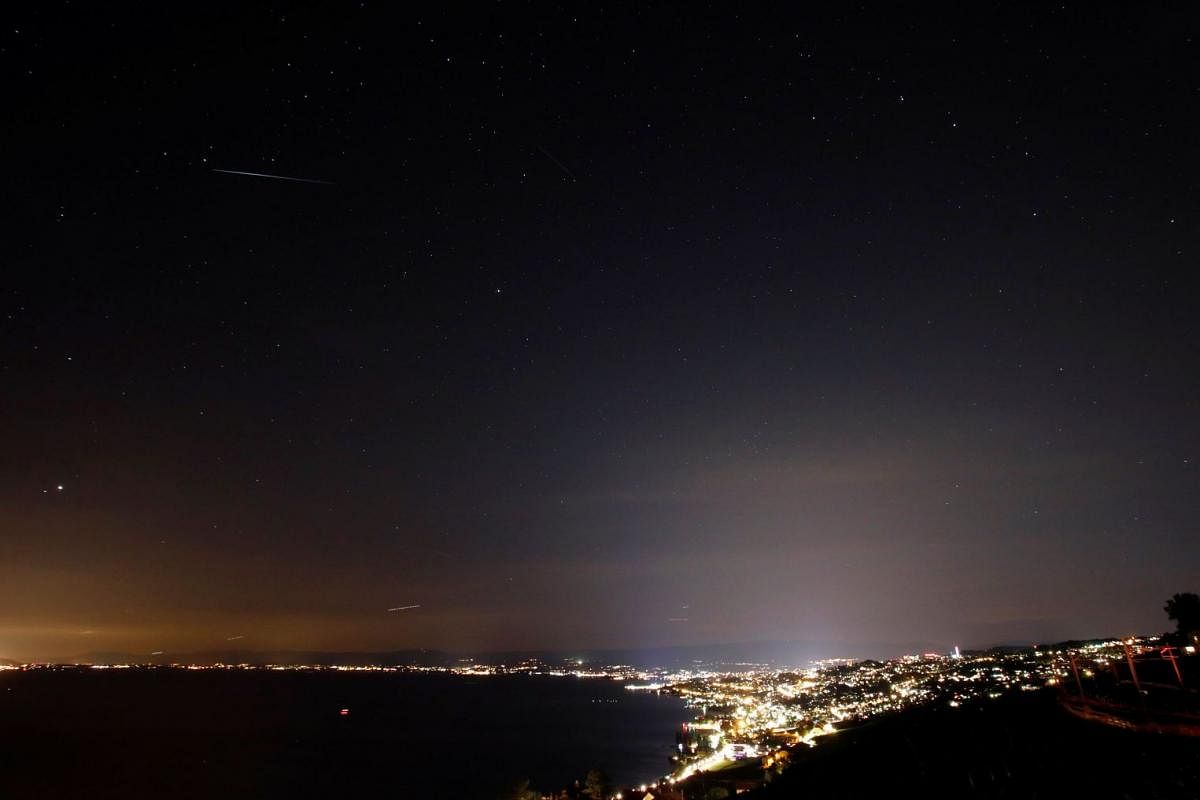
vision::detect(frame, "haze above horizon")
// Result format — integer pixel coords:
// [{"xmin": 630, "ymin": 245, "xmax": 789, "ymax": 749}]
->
[{"xmin": 3, "ymin": 4, "xmax": 1197, "ymax": 662}]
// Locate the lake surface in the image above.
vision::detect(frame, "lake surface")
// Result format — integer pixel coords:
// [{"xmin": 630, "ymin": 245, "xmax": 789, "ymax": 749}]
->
[{"xmin": 0, "ymin": 668, "xmax": 688, "ymax": 799}]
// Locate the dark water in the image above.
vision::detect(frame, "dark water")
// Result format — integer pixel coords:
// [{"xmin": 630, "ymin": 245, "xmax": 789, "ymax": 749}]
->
[{"xmin": 0, "ymin": 668, "xmax": 687, "ymax": 799}]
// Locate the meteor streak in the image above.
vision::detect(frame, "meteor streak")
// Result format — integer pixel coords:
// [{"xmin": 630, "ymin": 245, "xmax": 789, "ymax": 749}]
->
[
  {"xmin": 536, "ymin": 146, "xmax": 577, "ymax": 182},
  {"xmin": 212, "ymin": 168, "xmax": 334, "ymax": 185}
]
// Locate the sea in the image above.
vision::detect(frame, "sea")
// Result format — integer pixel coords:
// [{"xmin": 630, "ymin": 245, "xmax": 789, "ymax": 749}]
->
[{"xmin": 0, "ymin": 667, "xmax": 688, "ymax": 799}]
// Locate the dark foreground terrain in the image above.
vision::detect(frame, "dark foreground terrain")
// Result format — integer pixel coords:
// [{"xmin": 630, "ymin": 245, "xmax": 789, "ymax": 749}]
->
[{"xmin": 737, "ymin": 690, "xmax": 1199, "ymax": 800}]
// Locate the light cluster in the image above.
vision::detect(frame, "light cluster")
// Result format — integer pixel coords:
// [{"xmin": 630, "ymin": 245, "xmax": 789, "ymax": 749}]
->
[
  {"xmin": 1, "ymin": 636, "xmax": 1173, "ymax": 795},
  {"xmin": 622, "ymin": 645, "xmax": 1109, "ymax": 786}
]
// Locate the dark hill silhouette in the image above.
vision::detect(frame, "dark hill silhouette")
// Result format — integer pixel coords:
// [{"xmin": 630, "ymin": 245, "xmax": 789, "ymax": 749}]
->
[{"xmin": 732, "ymin": 691, "xmax": 1199, "ymax": 800}]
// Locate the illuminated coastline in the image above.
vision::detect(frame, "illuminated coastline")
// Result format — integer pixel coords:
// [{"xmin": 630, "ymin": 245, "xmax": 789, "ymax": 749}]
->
[{"xmin": 3, "ymin": 635, "xmax": 1178, "ymax": 796}]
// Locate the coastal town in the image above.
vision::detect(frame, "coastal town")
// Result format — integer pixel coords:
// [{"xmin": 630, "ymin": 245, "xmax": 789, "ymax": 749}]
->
[
  {"xmin": 7, "ymin": 634, "xmax": 1187, "ymax": 798},
  {"xmin": 610, "ymin": 636, "xmax": 1172, "ymax": 796}
]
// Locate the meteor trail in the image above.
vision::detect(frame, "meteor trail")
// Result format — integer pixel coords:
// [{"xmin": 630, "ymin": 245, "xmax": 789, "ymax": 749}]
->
[
  {"xmin": 388, "ymin": 604, "xmax": 421, "ymax": 612},
  {"xmin": 536, "ymin": 146, "xmax": 577, "ymax": 182},
  {"xmin": 212, "ymin": 168, "xmax": 334, "ymax": 185}
]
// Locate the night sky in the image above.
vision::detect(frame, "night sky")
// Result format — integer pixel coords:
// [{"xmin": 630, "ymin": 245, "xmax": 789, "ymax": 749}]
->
[{"xmin": 4, "ymin": 4, "xmax": 1198, "ymax": 662}]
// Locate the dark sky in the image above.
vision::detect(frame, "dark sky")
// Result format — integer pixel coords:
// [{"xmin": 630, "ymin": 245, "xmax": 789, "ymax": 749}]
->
[{"xmin": 3, "ymin": 4, "xmax": 1198, "ymax": 661}]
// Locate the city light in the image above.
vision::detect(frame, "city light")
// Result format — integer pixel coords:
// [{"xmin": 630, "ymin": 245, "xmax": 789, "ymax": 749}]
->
[{"xmin": 1, "ymin": 635, "xmax": 1174, "ymax": 795}]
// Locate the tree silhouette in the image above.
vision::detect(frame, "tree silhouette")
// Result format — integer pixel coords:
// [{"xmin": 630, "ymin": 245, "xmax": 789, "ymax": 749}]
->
[
  {"xmin": 498, "ymin": 778, "xmax": 540, "ymax": 800},
  {"xmin": 1164, "ymin": 592, "xmax": 1200, "ymax": 644},
  {"xmin": 582, "ymin": 768, "xmax": 611, "ymax": 800}
]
